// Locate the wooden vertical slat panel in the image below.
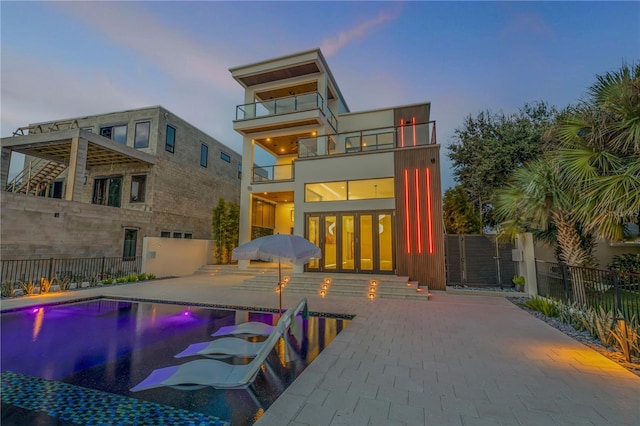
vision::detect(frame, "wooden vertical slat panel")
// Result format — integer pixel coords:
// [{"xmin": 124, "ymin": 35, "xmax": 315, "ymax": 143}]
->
[{"xmin": 394, "ymin": 145, "xmax": 446, "ymax": 290}]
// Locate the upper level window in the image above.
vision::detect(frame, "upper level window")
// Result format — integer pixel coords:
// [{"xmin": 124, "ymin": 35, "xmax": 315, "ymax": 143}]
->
[
  {"xmin": 100, "ymin": 125, "xmax": 127, "ymax": 144},
  {"xmin": 305, "ymin": 177, "xmax": 394, "ymax": 202},
  {"xmin": 130, "ymin": 175, "xmax": 146, "ymax": 203},
  {"xmin": 160, "ymin": 231, "xmax": 171, "ymax": 238},
  {"xmin": 165, "ymin": 125, "xmax": 176, "ymax": 153},
  {"xmin": 200, "ymin": 143, "xmax": 208, "ymax": 167},
  {"xmin": 81, "ymin": 127, "xmax": 93, "ymax": 133},
  {"xmin": 134, "ymin": 121, "xmax": 150, "ymax": 149},
  {"xmin": 184, "ymin": 233, "xmax": 193, "ymax": 239},
  {"xmin": 220, "ymin": 151, "xmax": 231, "ymax": 163},
  {"xmin": 238, "ymin": 164, "xmax": 242, "ymax": 179}
]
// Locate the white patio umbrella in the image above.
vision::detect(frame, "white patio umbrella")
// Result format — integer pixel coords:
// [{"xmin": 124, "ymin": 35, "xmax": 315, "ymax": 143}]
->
[{"xmin": 232, "ymin": 234, "xmax": 321, "ymax": 312}]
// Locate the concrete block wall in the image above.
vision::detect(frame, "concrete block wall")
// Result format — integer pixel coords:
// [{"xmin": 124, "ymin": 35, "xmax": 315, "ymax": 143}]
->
[{"xmin": 1, "ymin": 192, "xmax": 153, "ymax": 260}]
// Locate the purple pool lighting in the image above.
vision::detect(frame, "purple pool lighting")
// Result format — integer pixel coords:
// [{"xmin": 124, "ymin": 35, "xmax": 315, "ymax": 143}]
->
[{"xmin": 1, "ymin": 298, "xmax": 350, "ymax": 425}]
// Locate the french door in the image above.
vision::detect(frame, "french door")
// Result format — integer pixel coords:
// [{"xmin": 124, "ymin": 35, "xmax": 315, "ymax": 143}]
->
[{"xmin": 305, "ymin": 211, "xmax": 394, "ymax": 273}]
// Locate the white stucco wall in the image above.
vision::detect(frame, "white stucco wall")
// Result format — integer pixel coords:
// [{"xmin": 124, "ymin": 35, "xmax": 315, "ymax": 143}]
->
[{"xmin": 142, "ymin": 237, "xmax": 213, "ymax": 277}]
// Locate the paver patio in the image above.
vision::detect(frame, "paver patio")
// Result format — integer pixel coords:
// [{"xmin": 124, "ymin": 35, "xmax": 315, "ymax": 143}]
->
[{"xmin": 2, "ymin": 272, "xmax": 638, "ymax": 425}]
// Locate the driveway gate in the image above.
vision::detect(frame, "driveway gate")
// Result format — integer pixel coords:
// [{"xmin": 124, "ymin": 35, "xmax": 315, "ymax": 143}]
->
[{"xmin": 445, "ymin": 234, "xmax": 516, "ymax": 287}]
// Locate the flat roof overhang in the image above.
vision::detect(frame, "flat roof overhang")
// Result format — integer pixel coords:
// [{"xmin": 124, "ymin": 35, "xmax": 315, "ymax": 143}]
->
[{"xmin": 1, "ymin": 129, "xmax": 156, "ymax": 168}]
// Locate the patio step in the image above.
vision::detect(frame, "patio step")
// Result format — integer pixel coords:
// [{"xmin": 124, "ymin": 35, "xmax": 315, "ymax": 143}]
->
[{"xmin": 238, "ymin": 272, "xmax": 429, "ymax": 301}]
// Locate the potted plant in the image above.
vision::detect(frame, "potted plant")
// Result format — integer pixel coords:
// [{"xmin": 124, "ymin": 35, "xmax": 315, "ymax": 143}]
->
[{"xmin": 512, "ymin": 275, "xmax": 525, "ymax": 292}]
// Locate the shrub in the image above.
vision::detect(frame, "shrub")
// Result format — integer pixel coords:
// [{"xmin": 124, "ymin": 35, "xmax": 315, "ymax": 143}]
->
[
  {"xmin": 126, "ymin": 273, "xmax": 139, "ymax": 282},
  {"xmin": 525, "ymin": 296, "xmax": 559, "ymax": 317},
  {"xmin": 610, "ymin": 315, "xmax": 640, "ymax": 361},
  {"xmin": 20, "ymin": 280, "xmax": 36, "ymax": 296},
  {"xmin": 40, "ymin": 277, "xmax": 53, "ymax": 294},
  {"xmin": 608, "ymin": 253, "xmax": 640, "ymax": 274},
  {"xmin": 87, "ymin": 274, "xmax": 100, "ymax": 288},
  {"xmin": 147, "ymin": 274, "xmax": 156, "ymax": 280},
  {"xmin": 115, "ymin": 277, "xmax": 127, "ymax": 284},
  {"xmin": 101, "ymin": 278, "xmax": 114, "ymax": 285},
  {"xmin": 137, "ymin": 273, "xmax": 147, "ymax": 281},
  {"xmin": 1, "ymin": 281, "xmax": 16, "ymax": 298},
  {"xmin": 55, "ymin": 276, "xmax": 72, "ymax": 291}
]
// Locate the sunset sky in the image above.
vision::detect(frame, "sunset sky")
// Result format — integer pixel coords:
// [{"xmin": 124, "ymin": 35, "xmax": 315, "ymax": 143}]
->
[{"xmin": 2, "ymin": 1, "xmax": 638, "ymax": 189}]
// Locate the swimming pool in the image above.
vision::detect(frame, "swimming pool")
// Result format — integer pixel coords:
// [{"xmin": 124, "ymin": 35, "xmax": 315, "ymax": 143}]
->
[{"xmin": 1, "ymin": 297, "xmax": 351, "ymax": 425}]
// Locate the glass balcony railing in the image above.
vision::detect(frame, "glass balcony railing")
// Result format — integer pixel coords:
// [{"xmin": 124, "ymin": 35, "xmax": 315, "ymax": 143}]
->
[
  {"xmin": 236, "ymin": 92, "xmax": 324, "ymax": 120},
  {"xmin": 298, "ymin": 121, "xmax": 436, "ymax": 159},
  {"xmin": 252, "ymin": 163, "xmax": 295, "ymax": 183}
]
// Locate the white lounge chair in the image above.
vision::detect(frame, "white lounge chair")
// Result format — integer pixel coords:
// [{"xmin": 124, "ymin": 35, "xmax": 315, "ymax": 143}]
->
[
  {"xmin": 210, "ymin": 298, "xmax": 309, "ymax": 337},
  {"xmin": 130, "ymin": 300, "xmax": 309, "ymax": 392},
  {"xmin": 174, "ymin": 337, "xmax": 266, "ymax": 359}
]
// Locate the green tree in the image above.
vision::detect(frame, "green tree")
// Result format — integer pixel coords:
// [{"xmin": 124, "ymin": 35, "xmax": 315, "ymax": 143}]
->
[
  {"xmin": 549, "ymin": 62, "xmax": 640, "ymax": 241},
  {"xmin": 495, "ymin": 62, "xmax": 639, "ymax": 267},
  {"xmin": 494, "ymin": 158, "xmax": 596, "ymax": 267},
  {"xmin": 211, "ymin": 198, "xmax": 240, "ymax": 263},
  {"xmin": 443, "ymin": 185, "xmax": 482, "ymax": 234},
  {"xmin": 448, "ymin": 101, "xmax": 557, "ymax": 227}
]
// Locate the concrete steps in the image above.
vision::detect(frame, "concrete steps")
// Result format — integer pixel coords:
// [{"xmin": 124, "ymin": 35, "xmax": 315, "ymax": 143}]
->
[
  {"xmin": 195, "ymin": 264, "xmax": 429, "ymax": 300},
  {"xmin": 239, "ymin": 271, "xmax": 429, "ymax": 301}
]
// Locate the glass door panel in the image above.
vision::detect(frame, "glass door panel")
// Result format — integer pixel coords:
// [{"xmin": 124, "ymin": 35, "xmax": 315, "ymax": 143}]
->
[
  {"xmin": 378, "ymin": 213, "xmax": 393, "ymax": 271},
  {"xmin": 307, "ymin": 216, "xmax": 320, "ymax": 269},
  {"xmin": 324, "ymin": 215, "xmax": 337, "ymax": 270},
  {"xmin": 341, "ymin": 215, "xmax": 355, "ymax": 271},
  {"xmin": 359, "ymin": 215, "xmax": 373, "ymax": 271}
]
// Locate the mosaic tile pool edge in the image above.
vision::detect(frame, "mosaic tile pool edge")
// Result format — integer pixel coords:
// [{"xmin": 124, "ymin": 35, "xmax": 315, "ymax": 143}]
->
[{"xmin": 1, "ymin": 371, "xmax": 230, "ymax": 426}]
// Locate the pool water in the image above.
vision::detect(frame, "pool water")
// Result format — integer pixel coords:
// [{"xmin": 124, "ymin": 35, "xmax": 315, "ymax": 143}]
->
[{"xmin": 1, "ymin": 298, "xmax": 350, "ymax": 425}]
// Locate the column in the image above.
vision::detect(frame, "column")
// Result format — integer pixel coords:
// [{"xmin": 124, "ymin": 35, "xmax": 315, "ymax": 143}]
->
[{"xmin": 65, "ymin": 136, "xmax": 88, "ymax": 201}]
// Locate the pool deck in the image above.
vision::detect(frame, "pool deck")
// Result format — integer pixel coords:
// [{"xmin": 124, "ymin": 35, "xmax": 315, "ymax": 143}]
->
[{"xmin": 2, "ymin": 274, "xmax": 639, "ymax": 426}]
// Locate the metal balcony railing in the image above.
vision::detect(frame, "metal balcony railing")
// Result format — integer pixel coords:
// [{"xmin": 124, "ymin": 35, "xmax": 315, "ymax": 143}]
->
[
  {"xmin": 236, "ymin": 92, "xmax": 324, "ymax": 120},
  {"xmin": 252, "ymin": 163, "xmax": 295, "ymax": 183},
  {"xmin": 298, "ymin": 121, "xmax": 437, "ymax": 159}
]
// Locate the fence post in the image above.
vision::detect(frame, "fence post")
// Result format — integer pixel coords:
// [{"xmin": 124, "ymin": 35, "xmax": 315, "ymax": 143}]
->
[
  {"xmin": 560, "ymin": 262, "xmax": 570, "ymax": 303},
  {"xmin": 100, "ymin": 256, "xmax": 106, "ymax": 279},
  {"xmin": 612, "ymin": 270, "xmax": 622, "ymax": 314},
  {"xmin": 47, "ymin": 257, "xmax": 54, "ymax": 282}
]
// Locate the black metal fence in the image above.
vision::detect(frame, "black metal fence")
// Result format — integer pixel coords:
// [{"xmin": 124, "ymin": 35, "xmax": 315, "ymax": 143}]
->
[
  {"xmin": 535, "ymin": 260, "xmax": 640, "ymax": 321},
  {"xmin": 1, "ymin": 256, "xmax": 142, "ymax": 286}
]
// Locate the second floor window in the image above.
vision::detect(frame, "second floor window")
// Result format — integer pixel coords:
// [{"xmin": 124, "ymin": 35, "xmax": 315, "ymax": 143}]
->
[
  {"xmin": 134, "ymin": 121, "xmax": 150, "ymax": 149},
  {"xmin": 166, "ymin": 125, "xmax": 176, "ymax": 153},
  {"xmin": 220, "ymin": 151, "xmax": 231, "ymax": 163},
  {"xmin": 100, "ymin": 125, "xmax": 127, "ymax": 144},
  {"xmin": 200, "ymin": 144, "xmax": 208, "ymax": 167}
]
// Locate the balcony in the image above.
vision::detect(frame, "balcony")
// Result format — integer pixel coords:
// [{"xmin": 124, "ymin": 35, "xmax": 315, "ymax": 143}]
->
[
  {"xmin": 236, "ymin": 92, "xmax": 323, "ymax": 120},
  {"xmin": 234, "ymin": 92, "xmax": 338, "ymax": 135},
  {"xmin": 252, "ymin": 163, "xmax": 295, "ymax": 183},
  {"xmin": 298, "ymin": 121, "xmax": 437, "ymax": 159}
]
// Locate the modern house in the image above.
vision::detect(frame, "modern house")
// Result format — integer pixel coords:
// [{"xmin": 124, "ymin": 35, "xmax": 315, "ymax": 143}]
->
[
  {"xmin": 230, "ymin": 49, "xmax": 446, "ymax": 290},
  {"xmin": 0, "ymin": 106, "xmax": 241, "ymax": 261}
]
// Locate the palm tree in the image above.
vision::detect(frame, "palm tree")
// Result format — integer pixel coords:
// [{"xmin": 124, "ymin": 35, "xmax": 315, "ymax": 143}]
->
[
  {"xmin": 550, "ymin": 63, "xmax": 640, "ymax": 241},
  {"xmin": 494, "ymin": 158, "xmax": 596, "ymax": 267}
]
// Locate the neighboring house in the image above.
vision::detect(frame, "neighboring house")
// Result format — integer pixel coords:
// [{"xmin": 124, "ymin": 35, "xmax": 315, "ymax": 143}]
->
[
  {"xmin": 230, "ymin": 49, "xmax": 446, "ymax": 289},
  {"xmin": 0, "ymin": 106, "xmax": 241, "ymax": 261}
]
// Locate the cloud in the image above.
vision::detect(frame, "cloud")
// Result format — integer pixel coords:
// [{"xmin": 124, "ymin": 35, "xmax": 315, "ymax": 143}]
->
[
  {"xmin": 53, "ymin": 2, "xmax": 241, "ymax": 97},
  {"xmin": 320, "ymin": 4, "xmax": 403, "ymax": 57},
  {"xmin": 500, "ymin": 11, "xmax": 556, "ymax": 39},
  {"xmin": 0, "ymin": 51, "xmax": 152, "ymax": 136}
]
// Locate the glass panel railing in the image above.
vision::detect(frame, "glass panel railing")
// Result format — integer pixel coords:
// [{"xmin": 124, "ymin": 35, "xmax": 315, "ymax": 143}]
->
[
  {"xmin": 236, "ymin": 92, "xmax": 324, "ymax": 120},
  {"xmin": 325, "ymin": 107, "xmax": 338, "ymax": 132},
  {"xmin": 298, "ymin": 135, "xmax": 339, "ymax": 158},
  {"xmin": 297, "ymin": 121, "xmax": 437, "ymax": 159},
  {"xmin": 252, "ymin": 164, "xmax": 294, "ymax": 182}
]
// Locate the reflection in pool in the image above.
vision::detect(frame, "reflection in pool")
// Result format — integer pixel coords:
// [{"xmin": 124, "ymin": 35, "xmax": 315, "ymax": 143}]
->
[{"xmin": 1, "ymin": 298, "xmax": 350, "ymax": 425}]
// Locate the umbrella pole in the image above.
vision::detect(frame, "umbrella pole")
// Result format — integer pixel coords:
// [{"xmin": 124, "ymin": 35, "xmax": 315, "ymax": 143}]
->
[{"xmin": 278, "ymin": 259, "xmax": 282, "ymax": 313}]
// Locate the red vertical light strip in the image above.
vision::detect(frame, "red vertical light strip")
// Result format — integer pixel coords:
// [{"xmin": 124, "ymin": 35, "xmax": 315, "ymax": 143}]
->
[
  {"xmin": 403, "ymin": 169, "xmax": 411, "ymax": 253},
  {"xmin": 414, "ymin": 168, "xmax": 423, "ymax": 254},
  {"xmin": 412, "ymin": 116, "xmax": 417, "ymax": 146},
  {"xmin": 425, "ymin": 168, "xmax": 434, "ymax": 254},
  {"xmin": 400, "ymin": 119, "xmax": 405, "ymax": 147}
]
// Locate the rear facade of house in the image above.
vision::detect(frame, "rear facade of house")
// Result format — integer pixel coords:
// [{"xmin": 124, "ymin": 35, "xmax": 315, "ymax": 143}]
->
[{"xmin": 231, "ymin": 49, "xmax": 446, "ymax": 289}]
